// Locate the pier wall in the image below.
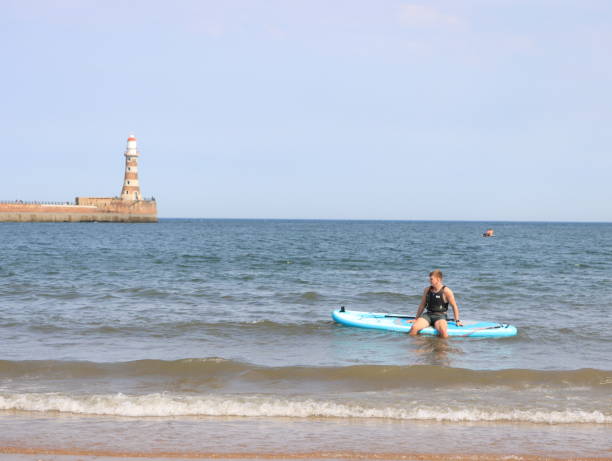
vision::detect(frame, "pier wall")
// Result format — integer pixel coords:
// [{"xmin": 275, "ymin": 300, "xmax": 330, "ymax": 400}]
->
[{"xmin": 0, "ymin": 200, "xmax": 157, "ymax": 223}]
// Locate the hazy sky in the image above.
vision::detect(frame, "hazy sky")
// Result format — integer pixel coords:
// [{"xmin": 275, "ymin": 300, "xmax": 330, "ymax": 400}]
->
[{"xmin": 1, "ymin": 0, "xmax": 611, "ymax": 221}]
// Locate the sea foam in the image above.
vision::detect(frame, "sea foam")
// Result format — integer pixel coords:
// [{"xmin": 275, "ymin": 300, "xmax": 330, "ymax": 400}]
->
[{"xmin": 0, "ymin": 392, "xmax": 610, "ymax": 424}]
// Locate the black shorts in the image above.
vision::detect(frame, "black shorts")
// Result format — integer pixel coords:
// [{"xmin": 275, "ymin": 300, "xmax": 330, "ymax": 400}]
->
[{"xmin": 419, "ymin": 312, "xmax": 448, "ymax": 326}]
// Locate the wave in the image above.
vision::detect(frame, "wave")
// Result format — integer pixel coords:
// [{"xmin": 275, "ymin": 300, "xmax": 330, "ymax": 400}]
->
[
  {"xmin": 299, "ymin": 291, "xmax": 321, "ymax": 301},
  {"xmin": 274, "ymin": 291, "xmax": 324, "ymax": 302},
  {"xmin": 0, "ymin": 357, "xmax": 246, "ymax": 380},
  {"xmin": 115, "ymin": 288, "xmax": 170, "ymax": 298},
  {"xmin": 1, "ymin": 359, "xmax": 610, "ymax": 390},
  {"xmin": 0, "ymin": 392, "xmax": 609, "ymax": 424},
  {"xmin": 358, "ymin": 291, "xmax": 416, "ymax": 301},
  {"xmin": 15, "ymin": 319, "xmax": 330, "ymax": 336},
  {"xmin": 180, "ymin": 254, "xmax": 221, "ymax": 262}
]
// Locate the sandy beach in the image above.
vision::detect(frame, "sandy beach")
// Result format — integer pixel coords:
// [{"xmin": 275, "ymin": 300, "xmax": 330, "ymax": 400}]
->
[
  {"xmin": 1, "ymin": 411, "xmax": 610, "ymax": 461},
  {"xmin": 2, "ymin": 448, "xmax": 611, "ymax": 461}
]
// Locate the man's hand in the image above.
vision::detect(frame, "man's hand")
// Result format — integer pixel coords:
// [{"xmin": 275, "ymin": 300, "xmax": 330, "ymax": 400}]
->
[{"xmin": 455, "ymin": 319, "xmax": 463, "ymax": 327}]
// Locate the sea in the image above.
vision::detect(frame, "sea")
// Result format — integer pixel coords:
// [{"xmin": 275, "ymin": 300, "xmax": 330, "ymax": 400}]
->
[{"xmin": 0, "ymin": 219, "xmax": 610, "ymax": 460}]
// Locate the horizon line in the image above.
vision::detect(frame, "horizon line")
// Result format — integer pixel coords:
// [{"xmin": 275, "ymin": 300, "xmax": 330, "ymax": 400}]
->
[{"xmin": 155, "ymin": 217, "xmax": 612, "ymax": 224}]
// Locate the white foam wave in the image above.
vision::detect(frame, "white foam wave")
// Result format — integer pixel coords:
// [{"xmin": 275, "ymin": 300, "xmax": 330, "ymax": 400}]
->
[{"xmin": 0, "ymin": 393, "xmax": 610, "ymax": 424}]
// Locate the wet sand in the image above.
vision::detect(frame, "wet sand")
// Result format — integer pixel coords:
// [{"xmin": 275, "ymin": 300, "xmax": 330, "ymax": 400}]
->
[
  {"xmin": 1, "ymin": 413, "xmax": 610, "ymax": 461},
  {"xmin": 1, "ymin": 448, "xmax": 611, "ymax": 461}
]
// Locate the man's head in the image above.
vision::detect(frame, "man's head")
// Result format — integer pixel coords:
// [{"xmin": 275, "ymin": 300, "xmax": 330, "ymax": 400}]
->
[{"xmin": 429, "ymin": 269, "xmax": 443, "ymax": 285}]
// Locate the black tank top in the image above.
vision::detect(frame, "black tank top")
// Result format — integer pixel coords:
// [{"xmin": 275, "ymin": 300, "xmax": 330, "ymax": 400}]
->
[{"xmin": 426, "ymin": 285, "xmax": 448, "ymax": 313}]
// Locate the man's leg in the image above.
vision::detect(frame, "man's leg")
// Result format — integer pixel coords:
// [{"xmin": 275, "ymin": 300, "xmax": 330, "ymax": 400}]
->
[
  {"xmin": 409, "ymin": 317, "xmax": 430, "ymax": 336},
  {"xmin": 434, "ymin": 318, "xmax": 449, "ymax": 338}
]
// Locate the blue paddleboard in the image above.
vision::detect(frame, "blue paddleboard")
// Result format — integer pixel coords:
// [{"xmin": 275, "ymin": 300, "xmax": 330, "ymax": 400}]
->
[{"xmin": 332, "ymin": 309, "xmax": 517, "ymax": 338}]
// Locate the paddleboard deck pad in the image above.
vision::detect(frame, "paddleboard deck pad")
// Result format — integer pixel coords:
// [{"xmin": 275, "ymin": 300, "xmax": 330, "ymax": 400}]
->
[{"xmin": 332, "ymin": 309, "xmax": 517, "ymax": 338}]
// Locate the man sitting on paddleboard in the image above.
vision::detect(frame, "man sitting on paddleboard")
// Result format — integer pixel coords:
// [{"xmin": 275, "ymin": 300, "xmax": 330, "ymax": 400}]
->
[{"xmin": 409, "ymin": 269, "xmax": 462, "ymax": 339}]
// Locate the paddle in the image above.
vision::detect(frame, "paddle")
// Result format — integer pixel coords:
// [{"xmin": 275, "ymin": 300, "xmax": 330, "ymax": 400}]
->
[{"xmin": 339, "ymin": 306, "xmax": 460, "ymax": 323}]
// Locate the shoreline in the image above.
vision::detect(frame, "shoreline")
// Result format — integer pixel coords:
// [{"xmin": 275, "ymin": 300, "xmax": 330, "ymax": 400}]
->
[{"xmin": 1, "ymin": 447, "xmax": 610, "ymax": 461}]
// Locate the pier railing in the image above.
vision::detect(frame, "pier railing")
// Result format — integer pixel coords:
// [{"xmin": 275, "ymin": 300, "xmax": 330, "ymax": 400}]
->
[
  {"xmin": 0, "ymin": 200, "xmax": 73, "ymax": 205},
  {"xmin": 1, "ymin": 197, "xmax": 155, "ymax": 205}
]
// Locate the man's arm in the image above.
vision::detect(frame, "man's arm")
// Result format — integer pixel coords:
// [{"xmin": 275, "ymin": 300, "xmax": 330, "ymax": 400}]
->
[
  {"xmin": 445, "ymin": 287, "xmax": 462, "ymax": 324},
  {"xmin": 415, "ymin": 288, "xmax": 428, "ymax": 317}
]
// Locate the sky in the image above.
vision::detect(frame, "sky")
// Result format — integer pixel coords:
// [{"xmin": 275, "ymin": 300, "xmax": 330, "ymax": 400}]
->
[{"xmin": 1, "ymin": 0, "xmax": 611, "ymax": 221}]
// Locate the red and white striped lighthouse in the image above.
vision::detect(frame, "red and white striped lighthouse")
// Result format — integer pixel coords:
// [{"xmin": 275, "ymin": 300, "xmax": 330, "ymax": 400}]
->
[{"xmin": 120, "ymin": 134, "xmax": 142, "ymax": 201}]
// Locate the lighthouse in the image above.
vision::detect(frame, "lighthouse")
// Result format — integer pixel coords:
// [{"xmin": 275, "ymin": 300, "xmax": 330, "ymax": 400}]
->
[{"xmin": 120, "ymin": 134, "xmax": 142, "ymax": 201}]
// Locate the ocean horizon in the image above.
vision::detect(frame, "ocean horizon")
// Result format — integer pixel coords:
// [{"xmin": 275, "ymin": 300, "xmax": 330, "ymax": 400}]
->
[{"xmin": 158, "ymin": 217, "xmax": 612, "ymax": 224}]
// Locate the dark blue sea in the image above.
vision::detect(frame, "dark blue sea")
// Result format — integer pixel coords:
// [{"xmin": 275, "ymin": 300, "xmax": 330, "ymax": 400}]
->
[{"xmin": 0, "ymin": 220, "xmax": 610, "ymax": 459}]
